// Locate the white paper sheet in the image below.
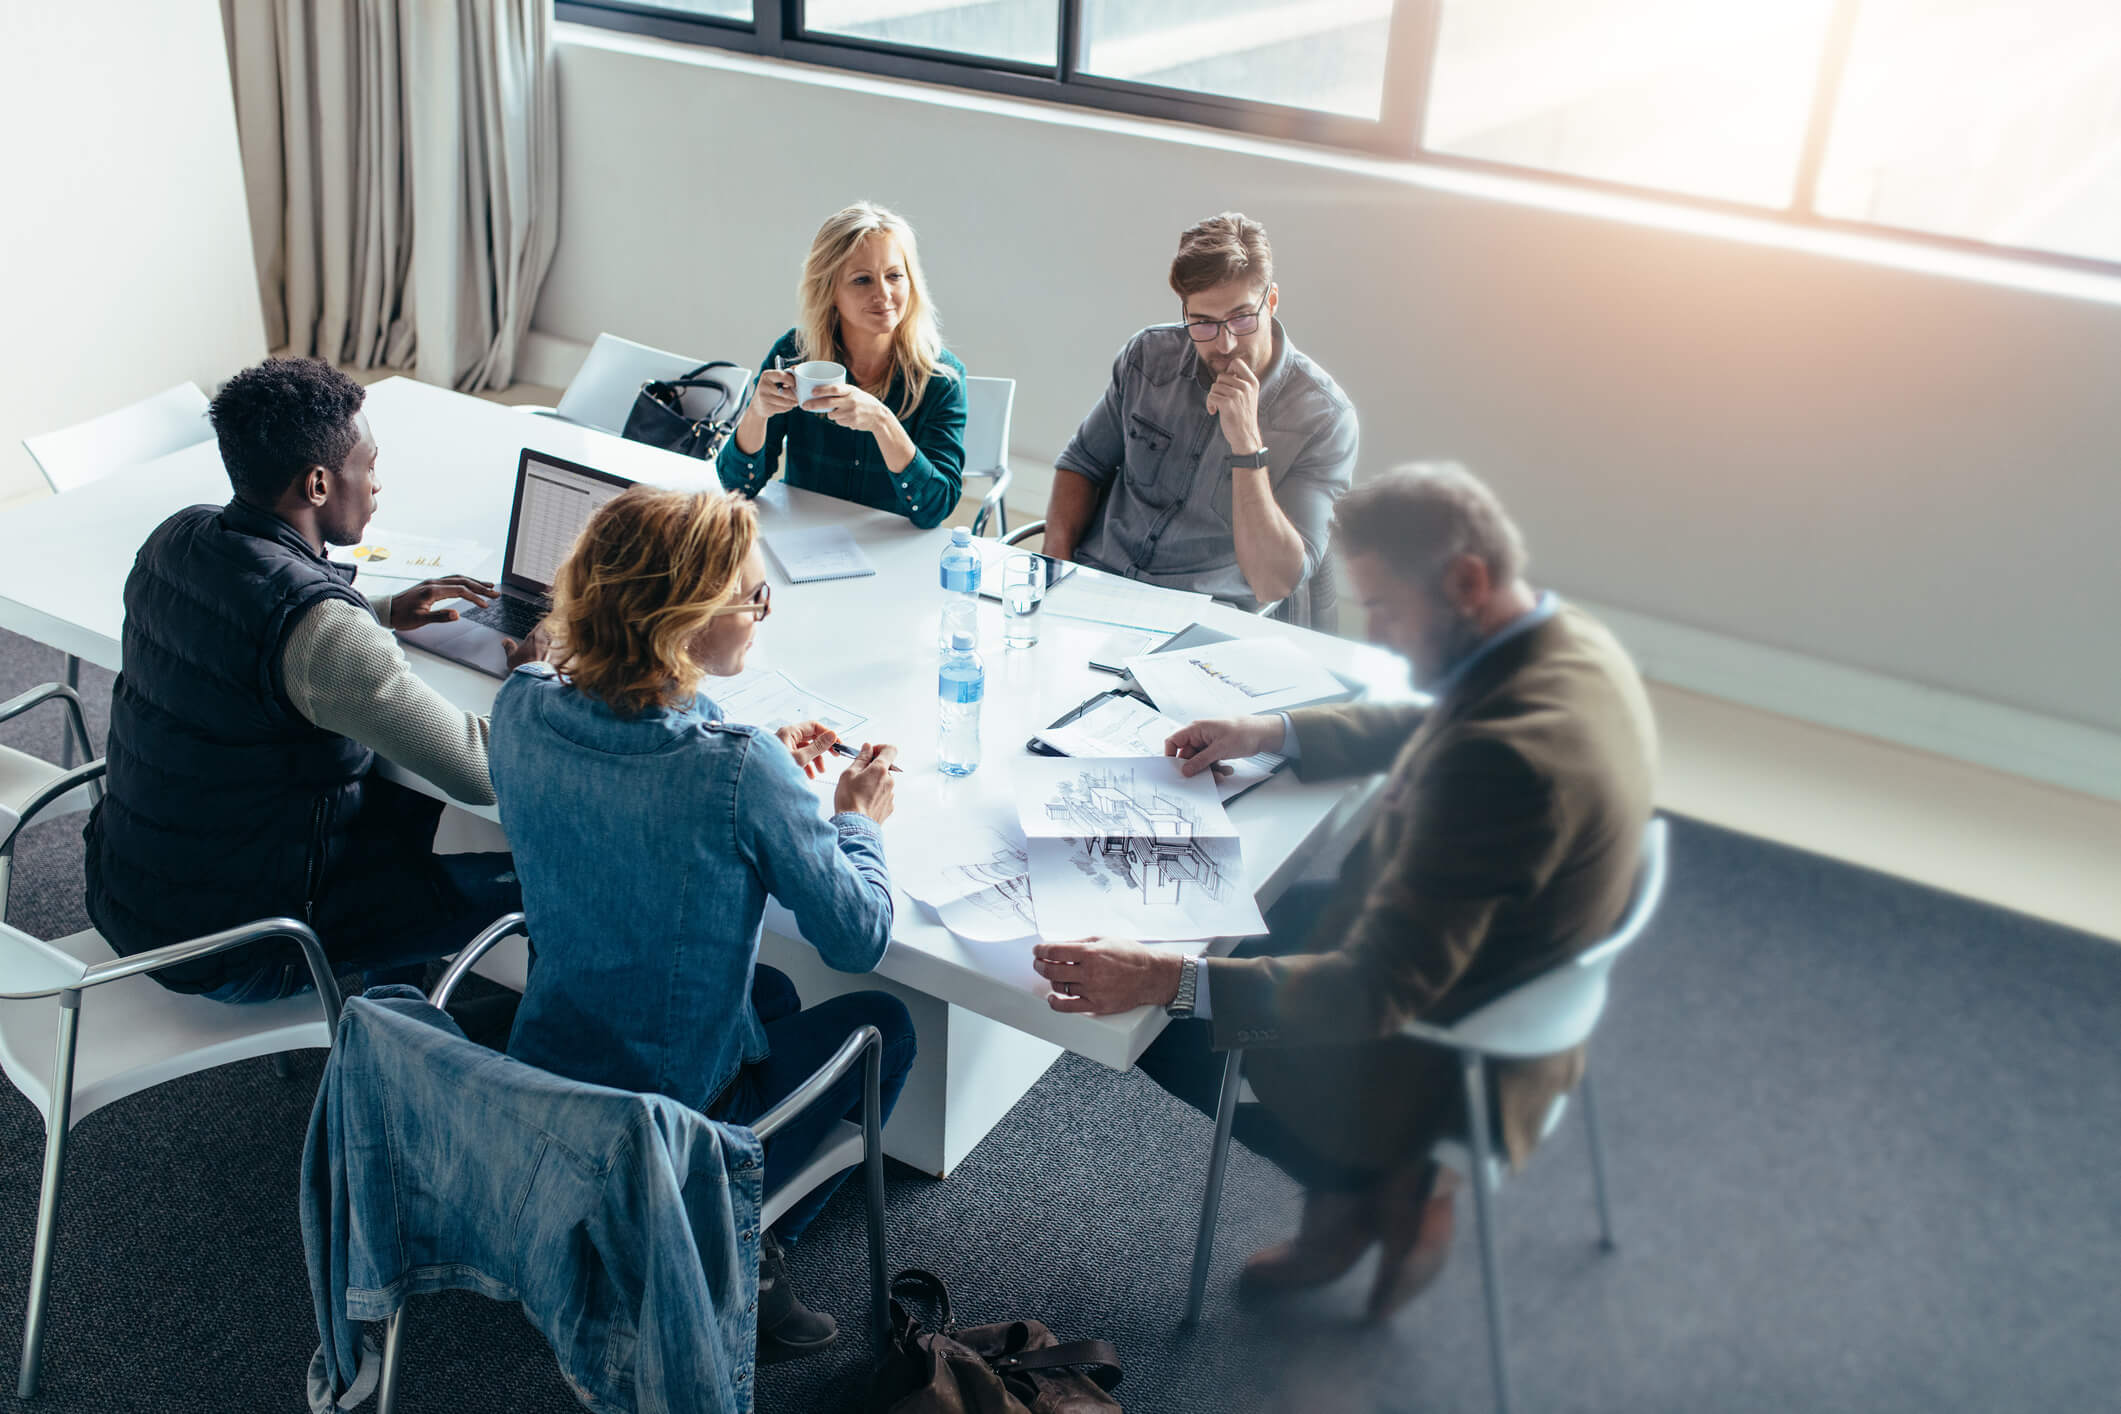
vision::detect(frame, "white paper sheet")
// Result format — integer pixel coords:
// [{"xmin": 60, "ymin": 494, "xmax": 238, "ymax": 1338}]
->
[
  {"xmin": 1013, "ymin": 756, "xmax": 1266, "ymax": 941},
  {"xmin": 1124, "ymin": 636, "xmax": 1346, "ymax": 722},
  {"xmin": 711, "ymin": 667, "xmax": 869, "ymax": 737},
  {"xmin": 331, "ymin": 528, "xmax": 495, "ymax": 584},
  {"xmin": 1039, "ymin": 566, "xmax": 1214, "ymax": 633},
  {"xmin": 1034, "ymin": 695, "xmax": 1282, "ymax": 803},
  {"xmin": 897, "ymin": 801, "xmax": 1038, "ymax": 943},
  {"xmin": 764, "ymin": 525, "xmax": 876, "ymax": 583}
]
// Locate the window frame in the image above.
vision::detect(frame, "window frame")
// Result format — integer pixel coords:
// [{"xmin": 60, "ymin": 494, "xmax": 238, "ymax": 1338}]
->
[{"xmin": 558, "ymin": 0, "xmax": 2121, "ymax": 279}]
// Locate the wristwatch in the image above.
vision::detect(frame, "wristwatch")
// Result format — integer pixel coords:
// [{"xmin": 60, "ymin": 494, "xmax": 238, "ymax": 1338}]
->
[
  {"xmin": 1225, "ymin": 448, "xmax": 1270, "ymax": 470},
  {"xmin": 1167, "ymin": 955, "xmax": 1200, "ymax": 1017}
]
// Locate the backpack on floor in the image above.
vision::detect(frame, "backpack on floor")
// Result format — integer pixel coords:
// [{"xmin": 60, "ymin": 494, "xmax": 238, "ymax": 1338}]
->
[{"xmin": 864, "ymin": 1269, "xmax": 1124, "ymax": 1414}]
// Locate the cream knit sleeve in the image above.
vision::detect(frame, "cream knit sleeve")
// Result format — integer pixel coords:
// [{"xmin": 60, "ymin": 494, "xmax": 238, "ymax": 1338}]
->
[{"xmin": 280, "ymin": 599, "xmax": 496, "ymax": 806}]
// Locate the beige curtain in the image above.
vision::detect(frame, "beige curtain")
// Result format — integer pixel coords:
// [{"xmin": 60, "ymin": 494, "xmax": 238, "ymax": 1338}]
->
[{"xmin": 221, "ymin": 0, "xmax": 558, "ymax": 391}]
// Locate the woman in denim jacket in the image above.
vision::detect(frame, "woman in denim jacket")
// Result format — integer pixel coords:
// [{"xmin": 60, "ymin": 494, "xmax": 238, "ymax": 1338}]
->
[{"xmin": 491, "ymin": 485, "xmax": 916, "ymax": 1363}]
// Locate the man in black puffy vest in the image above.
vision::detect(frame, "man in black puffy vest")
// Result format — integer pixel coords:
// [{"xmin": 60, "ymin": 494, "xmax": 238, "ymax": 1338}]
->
[{"xmin": 84, "ymin": 358, "xmax": 542, "ymax": 1000}]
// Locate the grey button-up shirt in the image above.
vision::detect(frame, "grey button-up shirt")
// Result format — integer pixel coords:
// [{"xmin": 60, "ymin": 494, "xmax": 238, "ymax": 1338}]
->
[{"xmin": 1056, "ymin": 319, "xmax": 1358, "ymax": 613}]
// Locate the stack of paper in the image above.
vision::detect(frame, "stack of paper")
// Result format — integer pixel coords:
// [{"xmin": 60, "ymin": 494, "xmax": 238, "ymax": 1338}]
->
[
  {"xmin": 711, "ymin": 665, "xmax": 868, "ymax": 737},
  {"xmin": 1124, "ymin": 636, "xmax": 1347, "ymax": 723},
  {"xmin": 1014, "ymin": 756, "xmax": 1267, "ymax": 942},
  {"xmin": 1034, "ymin": 694, "xmax": 1281, "ymax": 803},
  {"xmin": 1041, "ymin": 566, "xmax": 1214, "ymax": 634}
]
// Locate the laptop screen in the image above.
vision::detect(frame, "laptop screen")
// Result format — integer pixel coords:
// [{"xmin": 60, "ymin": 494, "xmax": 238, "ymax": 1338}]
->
[{"xmin": 502, "ymin": 450, "xmax": 631, "ymax": 594}]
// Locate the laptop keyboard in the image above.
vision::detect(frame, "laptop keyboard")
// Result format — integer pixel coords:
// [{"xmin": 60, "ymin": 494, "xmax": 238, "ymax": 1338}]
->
[{"xmin": 464, "ymin": 594, "xmax": 549, "ymax": 640}]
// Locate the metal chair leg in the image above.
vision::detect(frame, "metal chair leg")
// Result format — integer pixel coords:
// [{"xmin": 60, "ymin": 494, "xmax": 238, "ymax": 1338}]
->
[
  {"xmin": 862, "ymin": 1037, "xmax": 889, "ymax": 1348},
  {"xmin": 18, "ymin": 993, "xmax": 81, "ymax": 1400},
  {"xmin": 376, "ymin": 1310, "xmax": 406, "ymax": 1414},
  {"xmin": 1184, "ymin": 1049, "xmax": 1244, "ymax": 1325},
  {"xmin": 1462, "ymin": 1054, "xmax": 1516, "ymax": 1414},
  {"xmin": 269, "ymin": 1053, "xmax": 295, "ymax": 1081},
  {"xmin": 1579, "ymin": 1065, "xmax": 1617, "ymax": 1252},
  {"xmin": 60, "ymin": 656, "xmax": 79, "ymax": 769}
]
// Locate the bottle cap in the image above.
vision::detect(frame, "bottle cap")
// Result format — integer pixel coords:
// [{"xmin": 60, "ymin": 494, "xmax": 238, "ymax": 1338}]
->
[
  {"xmin": 951, "ymin": 632, "xmax": 975, "ymax": 652},
  {"xmin": 951, "ymin": 527, "xmax": 972, "ymax": 545}
]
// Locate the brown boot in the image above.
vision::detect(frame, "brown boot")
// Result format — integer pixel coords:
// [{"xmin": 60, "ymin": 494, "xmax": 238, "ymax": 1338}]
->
[
  {"xmin": 1366, "ymin": 1161, "xmax": 1459, "ymax": 1321},
  {"xmin": 1239, "ymin": 1186, "xmax": 1379, "ymax": 1295}
]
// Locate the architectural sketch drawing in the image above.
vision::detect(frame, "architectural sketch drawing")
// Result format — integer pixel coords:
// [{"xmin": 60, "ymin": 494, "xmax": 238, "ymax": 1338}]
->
[
  {"xmin": 899, "ymin": 808, "xmax": 1038, "ymax": 943},
  {"xmin": 1039, "ymin": 765, "xmax": 1227, "ymax": 908},
  {"xmin": 1015, "ymin": 756, "xmax": 1264, "ymax": 941}
]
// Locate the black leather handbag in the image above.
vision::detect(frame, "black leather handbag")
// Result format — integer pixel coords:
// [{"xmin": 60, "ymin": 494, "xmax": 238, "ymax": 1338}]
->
[{"xmin": 619, "ymin": 360, "xmax": 749, "ymax": 461}]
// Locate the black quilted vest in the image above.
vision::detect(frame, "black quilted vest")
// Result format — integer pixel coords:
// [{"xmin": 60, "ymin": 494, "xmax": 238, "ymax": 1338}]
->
[{"xmin": 84, "ymin": 499, "xmax": 375, "ymax": 989}]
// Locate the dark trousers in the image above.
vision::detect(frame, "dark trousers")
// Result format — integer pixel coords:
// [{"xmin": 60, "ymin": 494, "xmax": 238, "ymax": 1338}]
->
[
  {"xmin": 205, "ymin": 782, "xmax": 523, "ymax": 1003},
  {"xmin": 709, "ymin": 966, "xmax": 917, "ymax": 1244},
  {"xmin": 1137, "ymin": 880, "xmax": 1388, "ymax": 1194}
]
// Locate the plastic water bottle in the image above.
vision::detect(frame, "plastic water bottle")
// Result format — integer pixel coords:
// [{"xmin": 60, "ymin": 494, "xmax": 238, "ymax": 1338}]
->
[
  {"xmin": 937, "ymin": 632, "xmax": 984, "ymax": 777},
  {"xmin": 939, "ymin": 526, "xmax": 981, "ymax": 653}
]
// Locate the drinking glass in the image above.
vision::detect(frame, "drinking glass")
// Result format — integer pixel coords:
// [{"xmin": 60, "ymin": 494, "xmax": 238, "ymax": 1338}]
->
[{"xmin": 1001, "ymin": 551, "xmax": 1043, "ymax": 649}]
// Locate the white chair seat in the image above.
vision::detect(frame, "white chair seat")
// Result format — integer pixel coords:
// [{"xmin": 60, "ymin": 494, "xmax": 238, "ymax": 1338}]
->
[
  {"xmin": 760, "ymin": 1119, "xmax": 864, "ymax": 1228},
  {"xmin": 0, "ymin": 927, "xmax": 331, "ymax": 1129},
  {"xmin": 0, "ymin": 744, "xmax": 97, "ymax": 837},
  {"xmin": 23, "ymin": 383, "xmax": 212, "ymax": 494}
]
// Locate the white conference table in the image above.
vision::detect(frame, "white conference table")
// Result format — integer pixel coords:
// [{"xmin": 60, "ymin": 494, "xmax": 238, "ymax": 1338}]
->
[{"xmin": 0, "ymin": 377, "xmax": 1407, "ymax": 1174}]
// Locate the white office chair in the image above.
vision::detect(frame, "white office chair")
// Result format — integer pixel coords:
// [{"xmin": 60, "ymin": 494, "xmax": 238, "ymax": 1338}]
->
[
  {"xmin": 21, "ymin": 384, "xmax": 213, "ymax": 766},
  {"xmin": 22, "ymin": 384, "xmax": 212, "ymax": 497},
  {"xmin": 962, "ymin": 376, "xmax": 1016, "ymax": 538},
  {"xmin": 0, "ymin": 768, "xmax": 343, "ymax": 1398},
  {"xmin": 0, "ymin": 687, "xmax": 102, "ymax": 913},
  {"xmin": 542, "ymin": 332, "xmax": 747, "ymax": 436},
  {"xmin": 1184, "ymin": 817, "xmax": 1671, "ymax": 1414},
  {"xmin": 371, "ymin": 917, "xmax": 891, "ymax": 1414}
]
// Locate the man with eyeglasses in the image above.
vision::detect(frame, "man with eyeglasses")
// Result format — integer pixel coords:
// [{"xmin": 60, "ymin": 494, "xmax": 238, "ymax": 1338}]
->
[{"xmin": 1043, "ymin": 212, "xmax": 1358, "ymax": 623}]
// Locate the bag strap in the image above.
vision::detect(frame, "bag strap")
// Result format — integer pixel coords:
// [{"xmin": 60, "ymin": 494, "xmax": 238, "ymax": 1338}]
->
[
  {"xmin": 888, "ymin": 1269, "xmax": 953, "ymax": 1331},
  {"xmin": 991, "ymin": 1340, "xmax": 1123, "ymax": 1391}
]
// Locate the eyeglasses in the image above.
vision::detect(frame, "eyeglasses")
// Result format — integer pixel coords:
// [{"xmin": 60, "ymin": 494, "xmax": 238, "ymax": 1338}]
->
[
  {"xmin": 1183, "ymin": 310, "xmax": 1262, "ymax": 343},
  {"xmin": 710, "ymin": 579, "xmax": 772, "ymax": 620}
]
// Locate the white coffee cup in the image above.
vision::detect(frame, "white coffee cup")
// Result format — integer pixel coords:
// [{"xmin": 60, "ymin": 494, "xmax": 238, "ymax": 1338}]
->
[{"xmin": 792, "ymin": 360, "xmax": 845, "ymax": 410}]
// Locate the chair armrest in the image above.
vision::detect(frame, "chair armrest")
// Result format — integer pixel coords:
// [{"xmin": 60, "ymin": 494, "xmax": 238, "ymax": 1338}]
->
[
  {"xmin": 0, "ymin": 682, "xmax": 96, "ymax": 764},
  {"xmin": 427, "ymin": 912, "xmax": 530, "ymax": 1009},
  {"xmin": 68, "ymin": 916, "xmax": 343, "ymax": 1029},
  {"xmin": 0, "ymin": 681, "xmax": 85, "ymax": 728},
  {"xmin": 751, "ymin": 1024, "xmax": 882, "ymax": 1142},
  {"xmin": 970, "ymin": 466, "xmax": 1012, "ymax": 538},
  {"xmin": 0, "ymin": 760, "xmax": 106, "ymax": 856},
  {"xmin": 1002, "ymin": 519, "xmax": 1047, "ymax": 548}
]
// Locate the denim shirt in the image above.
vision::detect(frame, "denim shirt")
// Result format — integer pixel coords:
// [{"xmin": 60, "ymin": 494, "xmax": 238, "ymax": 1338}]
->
[
  {"xmin": 491, "ymin": 665, "xmax": 894, "ymax": 1111},
  {"xmin": 717, "ymin": 328, "xmax": 968, "ymax": 530},
  {"xmin": 301, "ymin": 989, "xmax": 765, "ymax": 1414},
  {"xmin": 1056, "ymin": 319, "xmax": 1358, "ymax": 612}
]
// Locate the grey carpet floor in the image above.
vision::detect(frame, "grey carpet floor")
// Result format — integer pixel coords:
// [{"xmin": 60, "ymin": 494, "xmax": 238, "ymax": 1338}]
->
[{"xmin": 1, "ymin": 626, "xmax": 2117, "ymax": 1413}]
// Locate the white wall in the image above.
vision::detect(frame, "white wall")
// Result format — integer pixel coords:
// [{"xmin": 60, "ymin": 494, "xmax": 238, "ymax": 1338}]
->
[
  {"xmin": 0, "ymin": 1, "xmax": 265, "ymax": 503},
  {"xmin": 532, "ymin": 27, "xmax": 2121, "ymax": 751}
]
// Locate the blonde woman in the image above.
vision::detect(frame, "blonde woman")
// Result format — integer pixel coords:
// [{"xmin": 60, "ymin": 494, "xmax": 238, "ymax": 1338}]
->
[
  {"xmin": 719, "ymin": 202, "xmax": 967, "ymax": 529},
  {"xmin": 490, "ymin": 484, "xmax": 915, "ymax": 1362}
]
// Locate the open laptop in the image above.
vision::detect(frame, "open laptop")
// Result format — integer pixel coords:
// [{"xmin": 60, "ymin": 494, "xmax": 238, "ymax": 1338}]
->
[{"xmin": 397, "ymin": 447, "xmax": 631, "ymax": 677}]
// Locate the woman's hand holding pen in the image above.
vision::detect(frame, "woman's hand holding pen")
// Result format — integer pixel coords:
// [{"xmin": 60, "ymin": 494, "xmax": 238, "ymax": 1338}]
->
[
  {"xmin": 775, "ymin": 720, "xmax": 838, "ymax": 778},
  {"xmin": 833, "ymin": 742, "xmax": 901, "ymax": 823}
]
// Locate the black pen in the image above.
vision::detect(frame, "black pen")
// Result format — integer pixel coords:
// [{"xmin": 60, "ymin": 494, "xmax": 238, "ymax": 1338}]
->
[{"xmin": 829, "ymin": 739, "xmax": 903, "ymax": 773}]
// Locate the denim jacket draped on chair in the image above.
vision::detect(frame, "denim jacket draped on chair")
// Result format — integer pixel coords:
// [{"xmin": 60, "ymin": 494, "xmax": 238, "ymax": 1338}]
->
[{"xmin": 300, "ymin": 989, "xmax": 766, "ymax": 1414}]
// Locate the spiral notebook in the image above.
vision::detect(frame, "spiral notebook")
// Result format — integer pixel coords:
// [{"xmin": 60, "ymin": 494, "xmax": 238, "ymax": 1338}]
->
[{"xmin": 763, "ymin": 525, "xmax": 876, "ymax": 583}]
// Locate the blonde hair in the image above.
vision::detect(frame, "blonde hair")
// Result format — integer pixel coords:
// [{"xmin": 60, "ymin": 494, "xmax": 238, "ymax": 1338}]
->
[
  {"xmin": 548, "ymin": 485, "xmax": 758, "ymax": 716},
  {"xmin": 795, "ymin": 201, "xmax": 949, "ymax": 418}
]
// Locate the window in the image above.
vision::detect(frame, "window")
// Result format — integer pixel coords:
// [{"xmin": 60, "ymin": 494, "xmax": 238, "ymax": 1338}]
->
[
  {"xmin": 1078, "ymin": 0, "xmax": 1394, "ymax": 121},
  {"xmin": 1424, "ymin": 0, "xmax": 1839, "ymax": 208},
  {"xmin": 804, "ymin": 0, "xmax": 1058, "ymax": 68},
  {"xmin": 1815, "ymin": 0, "xmax": 2121, "ymax": 265},
  {"xmin": 561, "ymin": 0, "xmax": 2121, "ymax": 273}
]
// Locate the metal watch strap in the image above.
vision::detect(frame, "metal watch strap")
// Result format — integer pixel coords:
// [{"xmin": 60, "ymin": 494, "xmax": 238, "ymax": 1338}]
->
[{"xmin": 1167, "ymin": 955, "xmax": 1200, "ymax": 1016}]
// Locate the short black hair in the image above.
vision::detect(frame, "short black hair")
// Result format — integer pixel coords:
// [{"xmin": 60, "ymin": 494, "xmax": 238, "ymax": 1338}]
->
[{"xmin": 208, "ymin": 357, "xmax": 366, "ymax": 505}]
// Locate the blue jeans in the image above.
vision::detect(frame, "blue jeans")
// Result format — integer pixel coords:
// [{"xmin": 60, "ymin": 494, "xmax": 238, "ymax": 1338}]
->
[
  {"xmin": 708, "ymin": 966, "xmax": 916, "ymax": 1243},
  {"xmin": 205, "ymin": 849, "xmax": 523, "ymax": 1004}
]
